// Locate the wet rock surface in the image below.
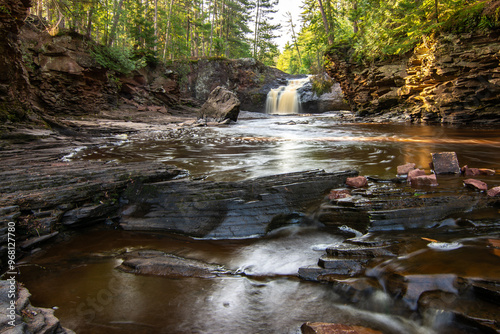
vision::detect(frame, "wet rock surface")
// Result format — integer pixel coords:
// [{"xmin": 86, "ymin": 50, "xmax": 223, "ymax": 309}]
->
[
  {"xmin": 120, "ymin": 169, "xmax": 357, "ymax": 238},
  {"xmin": 117, "ymin": 250, "xmax": 230, "ymax": 278},
  {"xmin": 301, "ymin": 322, "xmax": 383, "ymax": 334},
  {"xmin": 0, "ymin": 280, "xmax": 74, "ymax": 334},
  {"xmin": 431, "ymin": 152, "xmax": 461, "ymax": 174}
]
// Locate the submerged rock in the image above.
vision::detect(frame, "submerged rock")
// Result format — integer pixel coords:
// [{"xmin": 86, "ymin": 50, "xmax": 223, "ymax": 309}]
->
[
  {"xmin": 117, "ymin": 250, "xmax": 230, "ymax": 278},
  {"xmin": 119, "ymin": 170, "xmax": 357, "ymax": 239}
]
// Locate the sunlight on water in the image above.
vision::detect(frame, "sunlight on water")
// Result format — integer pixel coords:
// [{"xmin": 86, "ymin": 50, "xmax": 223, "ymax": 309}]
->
[{"xmin": 69, "ymin": 113, "xmax": 500, "ymax": 182}]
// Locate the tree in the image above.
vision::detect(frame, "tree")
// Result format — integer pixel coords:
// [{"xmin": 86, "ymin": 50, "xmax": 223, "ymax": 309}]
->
[
  {"xmin": 317, "ymin": 0, "xmax": 333, "ymax": 45},
  {"xmin": 284, "ymin": 11, "xmax": 302, "ymax": 67},
  {"xmin": 252, "ymin": 0, "xmax": 280, "ymax": 64}
]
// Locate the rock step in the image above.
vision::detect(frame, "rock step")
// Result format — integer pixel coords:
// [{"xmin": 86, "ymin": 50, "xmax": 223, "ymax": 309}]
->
[
  {"xmin": 120, "ymin": 170, "xmax": 357, "ymax": 239},
  {"xmin": 298, "ymin": 265, "xmax": 340, "ymax": 281},
  {"xmin": 325, "ymin": 245, "xmax": 396, "ymax": 258},
  {"xmin": 317, "ymin": 256, "xmax": 368, "ymax": 276},
  {"xmin": 469, "ymin": 279, "xmax": 500, "ymax": 306}
]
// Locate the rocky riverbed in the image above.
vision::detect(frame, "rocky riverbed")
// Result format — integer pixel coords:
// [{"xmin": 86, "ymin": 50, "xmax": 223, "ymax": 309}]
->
[{"xmin": 0, "ymin": 109, "xmax": 499, "ymax": 333}]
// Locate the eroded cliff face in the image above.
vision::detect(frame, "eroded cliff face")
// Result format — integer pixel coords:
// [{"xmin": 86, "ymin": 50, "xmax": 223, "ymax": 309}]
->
[
  {"xmin": 326, "ymin": 32, "xmax": 500, "ymax": 124},
  {"xmin": 169, "ymin": 58, "xmax": 295, "ymax": 112},
  {"xmin": 0, "ymin": 0, "xmax": 32, "ymax": 121},
  {"xmin": 19, "ymin": 19, "xmax": 181, "ymax": 117},
  {"xmin": 17, "ymin": 20, "xmax": 292, "ymax": 117}
]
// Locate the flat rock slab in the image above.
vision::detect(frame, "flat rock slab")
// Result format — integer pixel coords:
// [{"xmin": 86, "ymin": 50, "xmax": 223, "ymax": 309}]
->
[
  {"xmin": 117, "ymin": 250, "xmax": 230, "ymax": 278},
  {"xmin": 119, "ymin": 170, "xmax": 357, "ymax": 239},
  {"xmin": 301, "ymin": 322, "xmax": 383, "ymax": 334},
  {"xmin": 432, "ymin": 152, "xmax": 461, "ymax": 174},
  {"xmin": 464, "ymin": 178, "xmax": 488, "ymax": 191}
]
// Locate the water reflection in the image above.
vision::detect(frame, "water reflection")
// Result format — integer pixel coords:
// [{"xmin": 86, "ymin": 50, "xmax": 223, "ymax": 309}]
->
[
  {"xmin": 20, "ymin": 230, "xmax": 440, "ymax": 334},
  {"xmin": 71, "ymin": 113, "xmax": 500, "ymax": 182}
]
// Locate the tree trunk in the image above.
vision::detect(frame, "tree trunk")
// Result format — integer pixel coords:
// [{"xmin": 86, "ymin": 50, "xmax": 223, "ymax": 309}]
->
[
  {"xmin": 163, "ymin": 0, "xmax": 175, "ymax": 59},
  {"xmin": 253, "ymin": 0, "xmax": 261, "ymax": 58},
  {"xmin": 37, "ymin": 0, "xmax": 42, "ymax": 18},
  {"xmin": 352, "ymin": 0, "xmax": 358, "ymax": 34},
  {"xmin": 435, "ymin": 0, "xmax": 439, "ymax": 23},
  {"xmin": 286, "ymin": 11, "xmax": 302, "ymax": 66},
  {"xmin": 318, "ymin": 0, "xmax": 334, "ymax": 45},
  {"xmin": 154, "ymin": 0, "xmax": 158, "ymax": 51},
  {"xmin": 107, "ymin": 0, "xmax": 125, "ymax": 47},
  {"xmin": 209, "ymin": 0, "xmax": 215, "ymax": 56}
]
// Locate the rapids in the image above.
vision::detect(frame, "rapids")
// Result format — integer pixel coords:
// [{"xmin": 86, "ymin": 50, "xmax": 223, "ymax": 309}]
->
[
  {"xmin": 19, "ymin": 112, "xmax": 500, "ymax": 333},
  {"xmin": 70, "ymin": 112, "xmax": 500, "ymax": 182}
]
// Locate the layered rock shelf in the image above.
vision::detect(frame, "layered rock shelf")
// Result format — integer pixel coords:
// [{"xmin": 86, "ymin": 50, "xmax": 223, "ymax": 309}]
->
[
  {"xmin": 326, "ymin": 32, "xmax": 500, "ymax": 124},
  {"xmin": 119, "ymin": 169, "xmax": 357, "ymax": 239}
]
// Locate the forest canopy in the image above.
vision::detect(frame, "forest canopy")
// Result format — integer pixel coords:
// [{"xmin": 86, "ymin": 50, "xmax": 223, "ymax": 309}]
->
[
  {"xmin": 278, "ymin": 0, "xmax": 500, "ymax": 74},
  {"xmin": 31, "ymin": 0, "xmax": 281, "ymax": 68},
  {"xmin": 30, "ymin": 0, "xmax": 500, "ymax": 74}
]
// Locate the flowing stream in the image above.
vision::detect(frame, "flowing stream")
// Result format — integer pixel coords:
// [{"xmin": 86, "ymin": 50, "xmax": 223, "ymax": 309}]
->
[
  {"xmin": 265, "ymin": 78, "xmax": 310, "ymax": 114},
  {"xmin": 19, "ymin": 112, "xmax": 500, "ymax": 333}
]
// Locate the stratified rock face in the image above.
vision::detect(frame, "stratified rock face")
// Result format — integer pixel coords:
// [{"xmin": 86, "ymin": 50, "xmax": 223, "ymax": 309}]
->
[
  {"xmin": 326, "ymin": 32, "xmax": 500, "ymax": 124},
  {"xmin": 198, "ymin": 86, "xmax": 240, "ymax": 122},
  {"xmin": 19, "ymin": 19, "xmax": 180, "ymax": 116},
  {"xmin": 0, "ymin": 0, "xmax": 32, "ymax": 121},
  {"xmin": 170, "ymin": 58, "xmax": 296, "ymax": 112},
  {"xmin": 119, "ymin": 170, "xmax": 357, "ymax": 239}
]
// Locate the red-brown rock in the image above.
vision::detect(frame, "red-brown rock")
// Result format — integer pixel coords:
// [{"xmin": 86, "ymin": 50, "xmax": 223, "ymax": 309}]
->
[
  {"xmin": 301, "ymin": 322, "xmax": 382, "ymax": 334},
  {"xmin": 397, "ymin": 163, "xmax": 416, "ymax": 175},
  {"xmin": 488, "ymin": 187, "xmax": 500, "ymax": 197},
  {"xmin": 479, "ymin": 168, "xmax": 496, "ymax": 176},
  {"xmin": 346, "ymin": 176, "xmax": 368, "ymax": 188},
  {"xmin": 461, "ymin": 165, "xmax": 480, "ymax": 176},
  {"xmin": 407, "ymin": 169, "xmax": 426, "ymax": 183},
  {"xmin": 328, "ymin": 189, "xmax": 351, "ymax": 200},
  {"xmin": 462, "ymin": 166, "xmax": 496, "ymax": 176},
  {"xmin": 431, "ymin": 152, "xmax": 460, "ymax": 174},
  {"xmin": 410, "ymin": 174, "xmax": 438, "ymax": 187},
  {"xmin": 464, "ymin": 179, "xmax": 488, "ymax": 191}
]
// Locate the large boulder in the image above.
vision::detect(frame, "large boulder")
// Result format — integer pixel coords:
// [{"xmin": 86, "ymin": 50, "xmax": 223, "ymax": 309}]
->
[{"xmin": 198, "ymin": 86, "xmax": 240, "ymax": 122}]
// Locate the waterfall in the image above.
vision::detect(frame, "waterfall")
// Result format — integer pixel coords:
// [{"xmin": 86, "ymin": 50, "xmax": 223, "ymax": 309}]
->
[{"xmin": 265, "ymin": 77, "xmax": 310, "ymax": 115}]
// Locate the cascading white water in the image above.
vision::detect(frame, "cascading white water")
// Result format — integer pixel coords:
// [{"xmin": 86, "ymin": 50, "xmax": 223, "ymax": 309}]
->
[{"xmin": 265, "ymin": 77, "xmax": 310, "ymax": 114}]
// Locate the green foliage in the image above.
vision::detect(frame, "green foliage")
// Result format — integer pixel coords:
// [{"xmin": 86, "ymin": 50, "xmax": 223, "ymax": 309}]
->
[
  {"xmin": 92, "ymin": 45, "xmax": 146, "ymax": 74},
  {"xmin": 311, "ymin": 73, "xmax": 334, "ymax": 96},
  {"xmin": 31, "ymin": 0, "xmax": 278, "ymax": 64},
  {"xmin": 278, "ymin": 0, "xmax": 499, "ymax": 74}
]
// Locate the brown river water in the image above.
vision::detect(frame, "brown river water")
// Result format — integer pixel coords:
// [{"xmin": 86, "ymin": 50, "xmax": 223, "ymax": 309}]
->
[{"xmin": 17, "ymin": 112, "xmax": 500, "ymax": 333}]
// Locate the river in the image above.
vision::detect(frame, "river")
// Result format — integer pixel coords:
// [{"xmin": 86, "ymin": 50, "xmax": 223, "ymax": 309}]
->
[{"xmin": 18, "ymin": 112, "xmax": 500, "ymax": 333}]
